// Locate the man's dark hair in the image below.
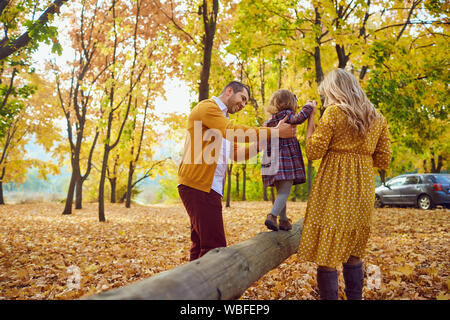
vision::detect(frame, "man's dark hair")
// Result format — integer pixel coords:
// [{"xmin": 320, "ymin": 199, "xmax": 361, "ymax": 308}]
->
[{"xmin": 222, "ymin": 81, "xmax": 251, "ymax": 98}]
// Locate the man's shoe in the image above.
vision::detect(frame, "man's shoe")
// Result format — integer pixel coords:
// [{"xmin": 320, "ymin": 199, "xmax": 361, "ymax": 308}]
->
[
  {"xmin": 264, "ymin": 214, "xmax": 278, "ymax": 231},
  {"xmin": 279, "ymin": 218, "xmax": 292, "ymax": 231}
]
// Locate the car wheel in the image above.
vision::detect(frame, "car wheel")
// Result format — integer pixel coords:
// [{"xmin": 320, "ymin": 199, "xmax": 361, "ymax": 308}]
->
[
  {"xmin": 374, "ymin": 195, "xmax": 383, "ymax": 208},
  {"xmin": 417, "ymin": 194, "xmax": 434, "ymax": 210}
]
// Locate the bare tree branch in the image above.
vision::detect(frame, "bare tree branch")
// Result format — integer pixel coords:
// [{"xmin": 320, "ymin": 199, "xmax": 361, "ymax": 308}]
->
[
  {"xmin": 151, "ymin": 0, "xmax": 197, "ymax": 44},
  {"xmin": 396, "ymin": 0, "xmax": 422, "ymax": 41}
]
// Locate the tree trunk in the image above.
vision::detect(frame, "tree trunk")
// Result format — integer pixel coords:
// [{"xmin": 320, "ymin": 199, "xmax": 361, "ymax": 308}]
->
[
  {"xmin": 125, "ymin": 162, "xmax": 134, "ymax": 208},
  {"xmin": 97, "ymin": 0, "xmax": 143, "ymax": 220},
  {"xmin": 61, "ymin": 90, "xmax": 84, "ymax": 214},
  {"xmin": 86, "ymin": 218, "xmax": 304, "ymax": 300},
  {"xmin": 225, "ymin": 164, "xmax": 232, "ymax": 208},
  {"xmin": 62, "ymin": 173, "xmax": 75, "ymax": 214},
  {"xmin": 0, "ymin": 180, "xmax": 4, "ymax": 205},
  {"xmin": 291, "ymin": 185, "xmax": 298, "ymax": 202},
  {"xmin": 99, "ymin": 111, "xmax": 113, "ymax": 221},
  {"xmin": 62, "ymin": 162, "xmax": 79, "ymax": 215},
  {"xmin": 260, "ymin": 55, "xmax": 265, "ymax": 106},
  {"xmin": 306, "ymin": 7, "xmax": 324, "ymax": 198},
  {"xmin": 277, "ymin": 57, "xmax": 283, "ymax": 88},
  {"xmin": 314, "ymin": 45, "xmax": 324, "ymax": 85},
  {"xmin": 359, "ymin": 66, "xmax": 369, "ymax": 80},
  {"xmin": 307, "ymin": 160, "xmax": 313, "ymax": 196},
  {"xmin": 430, "ymin": 155, "xmax": 443, "ymax": 173},
  {"xmin": 198, "ymin": 0, "xmax": 219, "ymax": 101},
  {"xmin": 379, "ymin": 169, "xmax": 386, "ymax": 185},
  {"xmin": 0, "ymin": 167, "xmax": 5, "ymax": 204},
  {"xmin": 98, "ymin": 147, "xmax": 109, "ymax": 222},
  {"xmin": 336, "ymin": 44, "xmax": 349, "ymax": 69},
  {"xmin": 98, "ymin": 0, "xmax": 115, "ymax": 222},
  {"xmin": 270, "ymin": 187, "xmax": 275, "ymax": 204},
  {"xmin": 437, "ymin": 155, "xmax": 443, "ymax": 173},
  {"xmin": 260, "ymin": 57, "xmax": 268, "ymax": 202},
  {"xmin": 313, "ymin": 7, "xmax": 324, "ymax": 85},
  {"xmin": 75, "ymin": 177, "xmax": 83, "ymax": 209},
  {"xmin": 109, "ymin": 177, "xmax": 117, "ymax": 204},
  {"xmin": 235, "ymin": 171, "xmax": 239, "ymax": 197},
  {"xmin": 241, "ymin": 164, "xmax": 246, "ymax": 201}
]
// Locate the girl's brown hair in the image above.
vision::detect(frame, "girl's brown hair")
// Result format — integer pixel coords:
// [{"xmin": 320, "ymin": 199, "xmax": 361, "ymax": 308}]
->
[{"xmin": 266, "ymin": 89, "xmax": 297, "ymax": 115}]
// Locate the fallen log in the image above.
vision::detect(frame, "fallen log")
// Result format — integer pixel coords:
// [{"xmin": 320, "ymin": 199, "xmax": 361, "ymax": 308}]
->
[{"xmin": 84, "ymin": 218, "xmax": 304, "ymax": 300}]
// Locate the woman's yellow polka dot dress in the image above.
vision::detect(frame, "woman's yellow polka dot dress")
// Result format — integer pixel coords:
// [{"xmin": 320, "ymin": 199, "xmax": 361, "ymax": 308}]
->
[{"xmin": 298, "ymin": 105, "xmax": 392, "ymax": 268}]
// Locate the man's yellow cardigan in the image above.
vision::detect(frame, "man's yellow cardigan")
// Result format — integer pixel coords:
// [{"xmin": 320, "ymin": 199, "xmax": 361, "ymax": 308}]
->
[{"xmin": 178, "ymin": 99, "xmax": 272, "ymax": 193}]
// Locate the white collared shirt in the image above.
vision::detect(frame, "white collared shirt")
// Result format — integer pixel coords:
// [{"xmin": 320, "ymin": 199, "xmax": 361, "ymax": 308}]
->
[{"xmin": 210, "ymin": 96, "xmax": 230, "ymax": 197}]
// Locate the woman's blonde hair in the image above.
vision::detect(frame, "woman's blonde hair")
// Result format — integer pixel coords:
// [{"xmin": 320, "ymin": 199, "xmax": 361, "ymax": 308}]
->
[
  {"xmin": 318, "ymin": 68, "xmax": 379, "ymax": 138},
  {"xmin": 266, "ymin": 89, "xmax": 297, "ymax": 115}
]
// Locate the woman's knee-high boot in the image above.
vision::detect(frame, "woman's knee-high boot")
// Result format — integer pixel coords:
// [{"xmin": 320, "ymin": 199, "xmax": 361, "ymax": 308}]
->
[
  {"xmin": 342, "ymin": 262, "xmax": 364, "ymax": 300},
  {"xmin": 317, "ymin": 268, "xmax": 338, "ymax": 300}
]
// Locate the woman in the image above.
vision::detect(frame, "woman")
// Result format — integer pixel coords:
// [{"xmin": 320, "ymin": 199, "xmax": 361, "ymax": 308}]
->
[{"xmin": 298, "ymin": 69, "xmax": 392, "ymax": 300}]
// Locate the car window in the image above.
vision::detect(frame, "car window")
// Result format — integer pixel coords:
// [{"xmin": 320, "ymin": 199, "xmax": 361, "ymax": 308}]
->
[
  {"xmin": 433, "ymin": 175, "xmax": 450, "ymax": 184},
  {"xmin": 404, "ymin": 176, "xmax": 420, "ymax": 185},
  {"xmin": 387, "ymin": 177, "xmax": 406, "ymax": 187}
]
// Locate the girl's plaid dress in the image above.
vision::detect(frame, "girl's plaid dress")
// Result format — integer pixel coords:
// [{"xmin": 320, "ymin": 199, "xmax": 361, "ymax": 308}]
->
[{"xmin": 262, "ymin": 105, "xmax": 313, "ymax": 187}]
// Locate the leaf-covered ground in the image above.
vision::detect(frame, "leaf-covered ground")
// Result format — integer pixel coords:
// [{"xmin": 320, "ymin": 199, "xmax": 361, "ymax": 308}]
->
[{"xmin": 0, "ymin": 202, "xmax": 448, "ymax": 300}]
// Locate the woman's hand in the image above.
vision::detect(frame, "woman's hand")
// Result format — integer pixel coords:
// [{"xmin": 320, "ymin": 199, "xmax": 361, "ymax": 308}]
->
[
  {"xmin": 306, "ymin": 100, "xmax": 317, "ymax": 140},
  {"xmin": 307, "ymin": 100, "xmax": 317, "ymax": 116}
]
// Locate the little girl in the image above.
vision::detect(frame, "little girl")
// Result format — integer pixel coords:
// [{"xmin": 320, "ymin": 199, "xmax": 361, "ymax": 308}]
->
[{"xmin": 262, "ymin": 89, "xmax": 316, "ymax": 231}]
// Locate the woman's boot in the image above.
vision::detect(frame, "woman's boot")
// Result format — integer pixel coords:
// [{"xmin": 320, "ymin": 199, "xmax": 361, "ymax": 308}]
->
[
  {"xmin": 342, "ymin": 262, "xmax": 364, "ymax": 300},
  {"xmin": 317, "ymin": 267, "xmax": 338, "ymax": 300}
]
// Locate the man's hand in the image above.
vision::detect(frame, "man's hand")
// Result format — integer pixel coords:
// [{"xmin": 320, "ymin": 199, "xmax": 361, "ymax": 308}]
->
[{"xmin": 275, "ymin": 116, "xmax": 296, "ymax": 138}]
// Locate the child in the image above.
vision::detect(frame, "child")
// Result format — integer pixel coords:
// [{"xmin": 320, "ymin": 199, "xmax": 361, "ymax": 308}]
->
[{"xmin": 262, "ymin": 89, "xmax": 316, "ymax": 231}]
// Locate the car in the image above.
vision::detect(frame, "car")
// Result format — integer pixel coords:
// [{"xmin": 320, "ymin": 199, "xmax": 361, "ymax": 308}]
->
[{"xmin": 375, "ymin": 173, "xmax": 450, "ymax": 210}]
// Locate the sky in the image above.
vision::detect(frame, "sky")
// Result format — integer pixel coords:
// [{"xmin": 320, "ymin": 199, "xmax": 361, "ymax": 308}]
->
[
  {"xmin": 153, "ymin": 78, "xmax": 194, "ymax": 116},
  {"xmin": 30, "ymin": 1, "xmax": 196, "ymax": 117},
  {"xmin": 32, "ymin": 43, "xmax": 194, "ymax": 117},
  {"xmin": 25, "ymin": 12, "xmax": 196, "ymax": 164},
  {"xmin": 26, "ymin": 42, "xmax": 194, "ymax": 163}
]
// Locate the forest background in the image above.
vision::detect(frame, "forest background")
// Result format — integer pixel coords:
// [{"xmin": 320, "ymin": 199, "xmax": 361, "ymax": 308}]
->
[{"xmin": 0, "ymin": 0, "xmax": 448, "ymax": 219}]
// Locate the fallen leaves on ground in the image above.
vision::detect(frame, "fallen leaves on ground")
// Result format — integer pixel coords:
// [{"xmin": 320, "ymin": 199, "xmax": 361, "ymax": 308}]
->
[{"xmin": 0, "ymin": 202, "xmax": 448, "ymax": 300}]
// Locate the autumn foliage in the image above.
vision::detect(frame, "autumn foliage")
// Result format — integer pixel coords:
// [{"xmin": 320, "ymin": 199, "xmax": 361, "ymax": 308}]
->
[
  {"xmin": 0, "ymin": 0, "xmax": 448, "ymax": 302},
  {"xmin": 0, "ymin": 201, "xmax": 448, "ymax": 300}
]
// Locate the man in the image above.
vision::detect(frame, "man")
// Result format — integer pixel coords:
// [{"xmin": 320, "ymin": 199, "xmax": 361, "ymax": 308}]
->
[{"xmin": 178, "ymin": 81, "xmax": 295, "ymax": 261}]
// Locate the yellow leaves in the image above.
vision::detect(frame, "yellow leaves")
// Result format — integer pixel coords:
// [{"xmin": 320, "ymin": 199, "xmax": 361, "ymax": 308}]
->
[
  {"xmin": 0, "ymin": 202, "xmax": 191, "ymax": 299},
  {"xmin": 393, "ymin": 256, "xmax": 405, "ymax": 264},
  {"xmin": 84, "ymin": 264, "xmax": 100, "ymax": 273},
  {"xmin": 436, "ymin": 292, "xmax": 450, "ymax": 300},
  {"xmin": 244, "ymin": 204, "xmax": 450, "ymax": 300},
  {"xmin": 0, "ymin": 202, "xmax": 448, "ymax": 300},
  {"xmin": 393, "ymin": 265, "xmax": 415, "ymax": 278},
  {"xmin": 427, "ymin": 267, "xmax": 439, "ymax": 277},
  {"xmin": 16, "ymin": 268, "xmax": 29, "ymax": 279}
]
